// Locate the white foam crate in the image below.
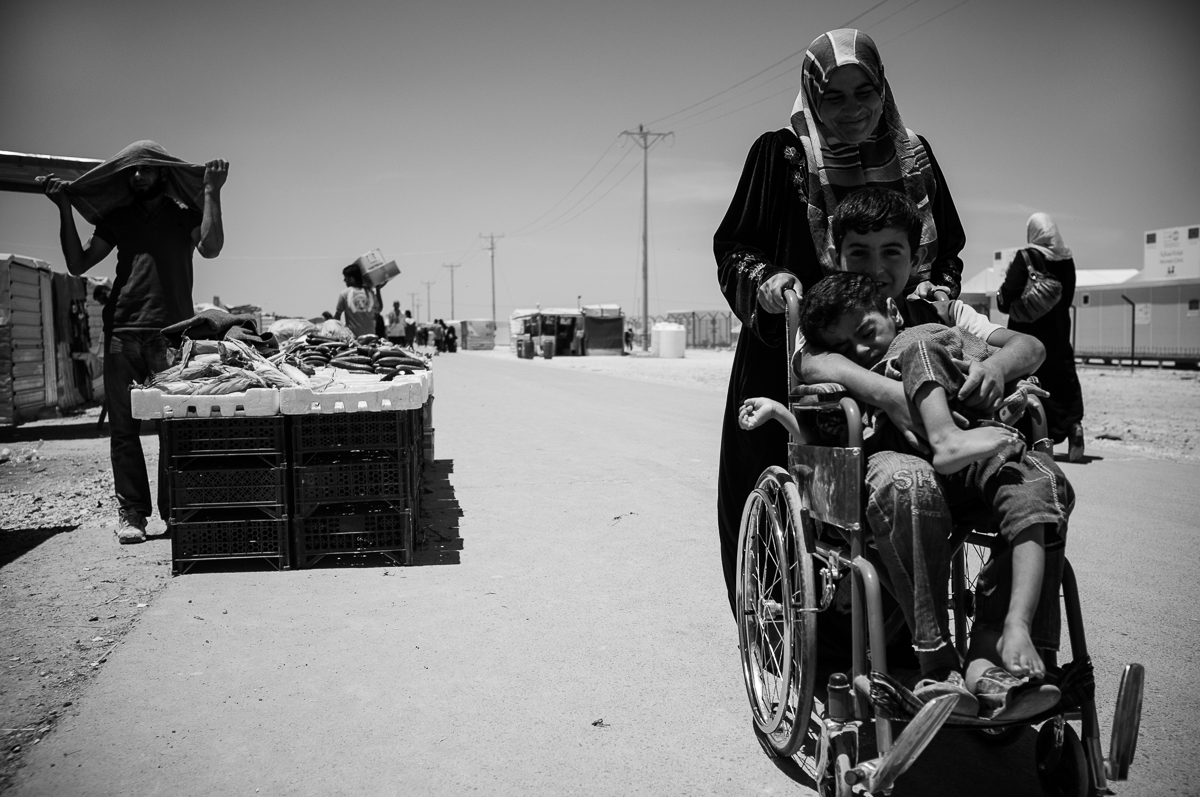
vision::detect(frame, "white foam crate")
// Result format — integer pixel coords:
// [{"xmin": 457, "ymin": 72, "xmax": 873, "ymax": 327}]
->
[
  {"xmin": 279, "ymin": 373, "xmax": 425, "ymax": 414},
  {"xmin": 131, "ymin": 387, "xmax": 280, "ymax": 419}
]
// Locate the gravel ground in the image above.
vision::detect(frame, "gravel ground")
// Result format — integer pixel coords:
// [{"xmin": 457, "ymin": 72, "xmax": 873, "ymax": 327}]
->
[{"xmin": 0, "ymin": 353, "xmax": 1196, "ymax": 789}]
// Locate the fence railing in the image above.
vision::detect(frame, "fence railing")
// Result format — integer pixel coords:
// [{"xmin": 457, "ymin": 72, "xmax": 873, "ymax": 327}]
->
[{"xmin": 638, "ymin": 311, "xmax": 736, "ymax": 349}]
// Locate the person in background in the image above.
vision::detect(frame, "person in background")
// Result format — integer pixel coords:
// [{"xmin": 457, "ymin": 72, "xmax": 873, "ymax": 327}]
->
[
  {"xmin": 623, "ymin": 327, "xmax": 634, "ymax": 353},
  {"xmin": 385, "ymin": 300, "xmax": 405, "ymax": 345},
  {"xmin": 403, "ymin": 310, "xmax": 416, "ymax": 348},
  {"xmin": 333, "ymin": 263, "xmax": 382, "ymax": 338},
  {"xmin": 445, "ymin": 322, "xmax": 458, "ymax": 353},
  {"xmin": 430, "ymin": 319, "xmax": 445, "ymax": 352},
  {"xmin": 998, "ymin": 213, "xmax": 1086, "ymax": 461},
  {"xmin": 42, "ymin": 140, "xmax": 228, "ymax": 544}
]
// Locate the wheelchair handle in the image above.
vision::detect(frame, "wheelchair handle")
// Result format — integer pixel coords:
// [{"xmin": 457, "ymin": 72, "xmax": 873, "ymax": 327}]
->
[{"xmin": 784, "ymin": 288, "xmax": 801, "ymax": 394}]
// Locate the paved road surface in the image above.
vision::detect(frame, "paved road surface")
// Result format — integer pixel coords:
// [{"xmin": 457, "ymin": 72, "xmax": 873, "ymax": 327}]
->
[{"xmin": 10, "ymin": 352, "xmax": 1196, "ymax": 796}]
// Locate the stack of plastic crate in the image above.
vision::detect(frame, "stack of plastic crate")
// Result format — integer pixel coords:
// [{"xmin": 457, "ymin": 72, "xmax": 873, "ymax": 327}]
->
[
  {"xmin": 289, "ymin": 410, "xmax": 417, "ymax": 568},
  {"xmin": 164, "ymin": 415, "xmax": 290, "ymax": 574}
]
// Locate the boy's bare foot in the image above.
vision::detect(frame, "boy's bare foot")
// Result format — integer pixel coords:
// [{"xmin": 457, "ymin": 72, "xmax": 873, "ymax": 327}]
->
[
  {"xmin": 998, "ymin": 622, "xmax": 1045, "ymax": 679},
  {"xmin": 929, "ymin": 425, "xmax": 1019, "ymax": 474}
]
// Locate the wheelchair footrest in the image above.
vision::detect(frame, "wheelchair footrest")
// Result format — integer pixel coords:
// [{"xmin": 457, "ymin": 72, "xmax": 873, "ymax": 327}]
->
[{"xmin": 865, "ymin": 657, "xmax": 1094, "ymax": 730}]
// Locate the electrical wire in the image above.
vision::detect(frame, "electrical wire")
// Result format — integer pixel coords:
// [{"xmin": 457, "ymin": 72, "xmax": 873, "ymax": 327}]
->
[
  {"xmin": 514, "ymin": 144, "xmax": 637, "ymax": 237},
  {"xmin": 524, "ymin": 155, "xmax": 643, "ymax": 237},
  {"xmin": 645, "ymin": 0, "xmax": 896, "ymax": 130},
  {"xmin": 877, "ymin": 0, "xmax": 974, "ymax": 45},
  {"xmin": 508, "ymin": 136, "xmax": 622, "ymax": 235}
]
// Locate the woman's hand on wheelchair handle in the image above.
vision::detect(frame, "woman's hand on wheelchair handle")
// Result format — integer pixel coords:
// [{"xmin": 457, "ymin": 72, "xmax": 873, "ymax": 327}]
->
[{"xmin": 757, "ymin": 272, "xmax": 799, "ymax": 314}]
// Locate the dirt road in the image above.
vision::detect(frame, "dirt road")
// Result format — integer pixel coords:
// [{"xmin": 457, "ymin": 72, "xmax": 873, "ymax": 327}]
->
[{"xmin": 2, "ymin": 351, "xmax": 1197, "ymax": 795}]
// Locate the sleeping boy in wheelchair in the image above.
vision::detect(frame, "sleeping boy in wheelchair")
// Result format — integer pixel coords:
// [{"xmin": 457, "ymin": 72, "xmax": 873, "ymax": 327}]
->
[{"xmin": 740, "ymin": 188, "xmax": 1071, "ymax": 721}]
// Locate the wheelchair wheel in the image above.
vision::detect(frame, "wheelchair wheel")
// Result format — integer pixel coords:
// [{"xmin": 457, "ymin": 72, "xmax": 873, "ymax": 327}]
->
[
  {"xmin": 736, "ymin": 466, "xmax": 817, "ymax": 758},
  {"xmin": 1036, "ymin": 719, "xmax": 1090, "ymax": 797},
  {"xmin": 1107, "ymin": 663, "xmax": 1145, "ymax": 781},
  {"xmin": 950, "ymin": 538, "xmax": 989, "ymax": 661}
]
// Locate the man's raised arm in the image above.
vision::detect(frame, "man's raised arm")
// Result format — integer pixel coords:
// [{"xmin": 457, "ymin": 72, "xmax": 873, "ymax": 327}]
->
[
  {"xmin": 194, "ymin": 159, "xmax": 228, "ymax": 258},
  {"xmin": 43, "ymin": 177, "xmax": 112, "ymax": 276}
]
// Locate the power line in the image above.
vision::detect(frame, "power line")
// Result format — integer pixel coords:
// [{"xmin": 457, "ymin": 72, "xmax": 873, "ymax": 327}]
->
[
  {"xmin": 509, "ymin": 136, "xmax": 621, "ymax": 235},
  {"xmin": 526, "ymin": 153, "xmax": 643, "ymax": 237},
  {"xmin": 877, "ymin": 0, "xmax": 974, "ymax": 45},
  {"xmin": 513, "ymin": 144, "xmax": 637, "ymax": 237},
  {"xmin": 644, "ymin": 0, "xmax": 895, "ymax": 129}
]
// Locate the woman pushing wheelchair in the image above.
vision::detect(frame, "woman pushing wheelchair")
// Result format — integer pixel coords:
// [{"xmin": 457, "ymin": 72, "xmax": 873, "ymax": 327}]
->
[{"xmin": 715, "ymin": 29, "xmax": 1064, "ymax": 720}]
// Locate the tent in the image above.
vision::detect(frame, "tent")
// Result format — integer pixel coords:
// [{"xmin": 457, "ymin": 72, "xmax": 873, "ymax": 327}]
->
[{"xmin": 581, "ymin": 304, "xmax": 624, "ymax": 355}]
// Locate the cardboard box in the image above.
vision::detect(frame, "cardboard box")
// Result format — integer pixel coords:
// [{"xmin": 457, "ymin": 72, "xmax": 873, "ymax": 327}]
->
[{"xmin": 355, "ymin": 249, "xmax": 400, "ymax": 287}]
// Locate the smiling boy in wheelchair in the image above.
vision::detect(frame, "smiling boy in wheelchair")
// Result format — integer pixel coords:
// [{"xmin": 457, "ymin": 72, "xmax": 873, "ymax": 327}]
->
[{"xmin": 740, "ymin": 188, "xmax": 1070, "ymax": 720}]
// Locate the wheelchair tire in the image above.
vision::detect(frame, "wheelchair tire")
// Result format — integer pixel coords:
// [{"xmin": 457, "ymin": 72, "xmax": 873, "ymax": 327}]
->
[
  {"xmin": 1036, "ymin": 720, "xmax": 1090, "ymax": 797},
  {"xmin": 737, "ymin": 467, "xmax": 817, "ymax": 758},
  {"xmin": 950, "ymin": 538, "xmax": 989, "ymax": 660},
  {"xmin": 1107, "ymin": 663, "xmax": 1145, "ymax": 781}
]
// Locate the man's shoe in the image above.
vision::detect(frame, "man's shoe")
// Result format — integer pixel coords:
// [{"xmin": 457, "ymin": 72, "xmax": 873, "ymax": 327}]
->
[
  {"xmin": 116, "ymin": 513, "xmax": 147, "ymax": 544},
  {"xmin": 1067, "ymin": 423, "xmax": 1085, "ymax": 462},
  {"xmin": 913, "ymin": 670, "xmax": 979, "ymax": 717}
]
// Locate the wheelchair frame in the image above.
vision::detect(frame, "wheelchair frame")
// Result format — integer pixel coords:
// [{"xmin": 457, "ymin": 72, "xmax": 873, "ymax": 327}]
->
[{"xmin": 734, "ymin": 290, "xmax": 1143, "ymax": 796}]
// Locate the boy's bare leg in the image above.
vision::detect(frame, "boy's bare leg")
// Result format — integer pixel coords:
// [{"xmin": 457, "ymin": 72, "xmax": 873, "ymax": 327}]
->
[
  {"xmin": 739, "ymin": 397, "xmax": 801, "ymax": 439},
  {"xmin": 965, "ymin": 525, "xmax": 1047, "ymax": 689},
  {"xmin": 912, "ymin": 383, "xmax": 1019, "ymax": 474}
]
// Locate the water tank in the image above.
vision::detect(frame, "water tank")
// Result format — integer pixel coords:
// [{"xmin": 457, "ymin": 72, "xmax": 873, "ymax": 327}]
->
[{"xmin": 650, "ymin": 322, "xmax": 686, "ymax": 358}]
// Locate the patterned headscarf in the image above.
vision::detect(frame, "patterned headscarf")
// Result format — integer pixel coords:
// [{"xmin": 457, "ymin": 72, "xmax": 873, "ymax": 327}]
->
[
  {"xmin": 1026, "ymin": 212, "xmax": 1073, "ymax": 261},
  {"xmin": 789, "ymin": 29, "xmax": 938, "ymax": 276}
]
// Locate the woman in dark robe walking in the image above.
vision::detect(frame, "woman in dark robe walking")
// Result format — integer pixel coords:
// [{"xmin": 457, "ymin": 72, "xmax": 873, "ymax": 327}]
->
[
  {"xmin": 999, "ymin": 213, "xmax": 1086, "ymax": 460},
  {"xmin": 713, "ymin": 28, "xmax": 967, "ymax": 614}
]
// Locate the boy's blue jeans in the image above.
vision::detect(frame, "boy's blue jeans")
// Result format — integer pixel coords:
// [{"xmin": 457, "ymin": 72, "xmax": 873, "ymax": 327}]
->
[
  {"xmin": 104, "ymin": 330, "xmax": 171, "ymax": 522},
  {"xmin": 865, "ymin": 448, "xmax": 1070, "ymax": 670}
]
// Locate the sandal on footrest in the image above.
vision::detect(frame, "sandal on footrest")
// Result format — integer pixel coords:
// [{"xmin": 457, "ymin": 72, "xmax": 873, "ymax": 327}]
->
[
  {"xmin": 975, "ymin": 667, "xmax": 1061, "ymax": 722},
  {"xmin": 913, "ymin": 671, "xmax": 979, "ymax": 717}
]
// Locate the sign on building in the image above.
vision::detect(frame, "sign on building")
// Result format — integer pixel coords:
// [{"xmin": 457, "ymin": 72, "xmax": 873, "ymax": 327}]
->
[{"xmin": 1143, "ymin": 225, "xmax": 1200, "ymax": 280}]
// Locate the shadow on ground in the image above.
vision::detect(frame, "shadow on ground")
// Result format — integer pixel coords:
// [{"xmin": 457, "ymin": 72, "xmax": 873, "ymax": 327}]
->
[
  {"xmin": 414, "ymin": 458, "xmax": 462, "ymax": 566},
  {"xmin": 0, "ymin": 525, "xmax": 78, "ymax": 568}
]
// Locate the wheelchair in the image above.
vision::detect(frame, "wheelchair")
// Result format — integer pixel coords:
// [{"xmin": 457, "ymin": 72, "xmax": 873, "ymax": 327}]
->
[{"xmin": 735, "ymin": 291, "xmax": 1144, "ymax": 796}]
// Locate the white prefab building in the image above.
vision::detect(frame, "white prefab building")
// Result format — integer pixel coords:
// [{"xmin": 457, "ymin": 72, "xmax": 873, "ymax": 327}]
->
[{"xmin": 959, "ymin": 224, "xmax": 1200, "ymax": 366}]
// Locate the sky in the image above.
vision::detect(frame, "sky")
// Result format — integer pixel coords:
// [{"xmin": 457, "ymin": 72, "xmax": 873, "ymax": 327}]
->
[{"xmin": 2, "ymin": 0, "xmax": 1198, "ymax": 329}]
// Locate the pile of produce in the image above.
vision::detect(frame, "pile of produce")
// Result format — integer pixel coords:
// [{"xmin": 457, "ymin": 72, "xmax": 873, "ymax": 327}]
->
[
  {"xmin": 284, "ymin": 333, "xmax": 430, "ymax": 378},
  {"xmin": 145, "ymin": 338, "xmax": 317, "ymax": 395}
]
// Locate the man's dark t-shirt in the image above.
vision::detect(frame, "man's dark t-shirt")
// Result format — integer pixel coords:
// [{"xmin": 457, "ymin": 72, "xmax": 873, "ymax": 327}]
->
[{"xmin": 93, "ymin": 199, "xmax": 202, "ymax": 332}]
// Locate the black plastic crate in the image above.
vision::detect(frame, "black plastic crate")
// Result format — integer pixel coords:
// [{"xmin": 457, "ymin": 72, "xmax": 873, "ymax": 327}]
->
[
  {"xmin": 170, "ymin": 516, "xmax": 289, "ymax": 574},
  {"xmin": 293, "ymin": 506, "xmax": 412, "ymax": 567},
  {"xmin": 290, "ymin": 411, "xmax": 417, "ymax": 456},
  {"xmin": 170, "ymin": 460, "xmax": 288, "ymax": 509},
  {"xmin": 163, "ymin": 416, "xmax": 286, "ymax": 459},
  {"xmin": 293, "ymin": 457, "xmax": 410, "ymax": 514},
  {"xmin": 171, "ymin": 503, "xmax": 286, "ymax": 523}
]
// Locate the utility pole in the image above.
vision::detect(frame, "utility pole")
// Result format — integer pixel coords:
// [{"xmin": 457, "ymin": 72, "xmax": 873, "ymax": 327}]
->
[
  {"xmin": 442, "ymin": 263, "xmax": 461, "ymax": 319},
  {"xmin": 408, "ymin": 292, "xmax": 419, "ymax": 316},
  {"xmin": 480, "ymin": 233, "xmax": 503, "ymax": 326},
  {"xmin": 422, "ymin": 281, "xmax": 435, "ymax": 322},
  {"xmin": 620, "ymin": 124, "xmax": 672, "ymax": 351}
]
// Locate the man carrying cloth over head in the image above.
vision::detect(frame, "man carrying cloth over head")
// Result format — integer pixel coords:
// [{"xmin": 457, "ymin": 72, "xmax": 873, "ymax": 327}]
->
[{"xmin": 43, "ymin": 140, "xmax": 229, "ymax": 544}]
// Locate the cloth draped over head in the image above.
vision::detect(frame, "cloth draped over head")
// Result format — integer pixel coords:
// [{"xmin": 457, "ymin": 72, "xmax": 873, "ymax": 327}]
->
[
  {"xmin": 61, "ymin": 140, "xmax": 206, "ymax": 225},
  {"xmin": 1026, "ymin": 212, "xmax": 1073, "ymax": 261},
  {"xmin": 789, "ymin": 28, "xmax": 939, "ymax": 278}
]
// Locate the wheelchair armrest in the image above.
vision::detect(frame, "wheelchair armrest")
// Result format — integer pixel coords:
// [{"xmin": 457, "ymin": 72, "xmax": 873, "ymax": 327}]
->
[{"xmin": 789, "ymin": 382, "xmax": 849, "ymax": 407}]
